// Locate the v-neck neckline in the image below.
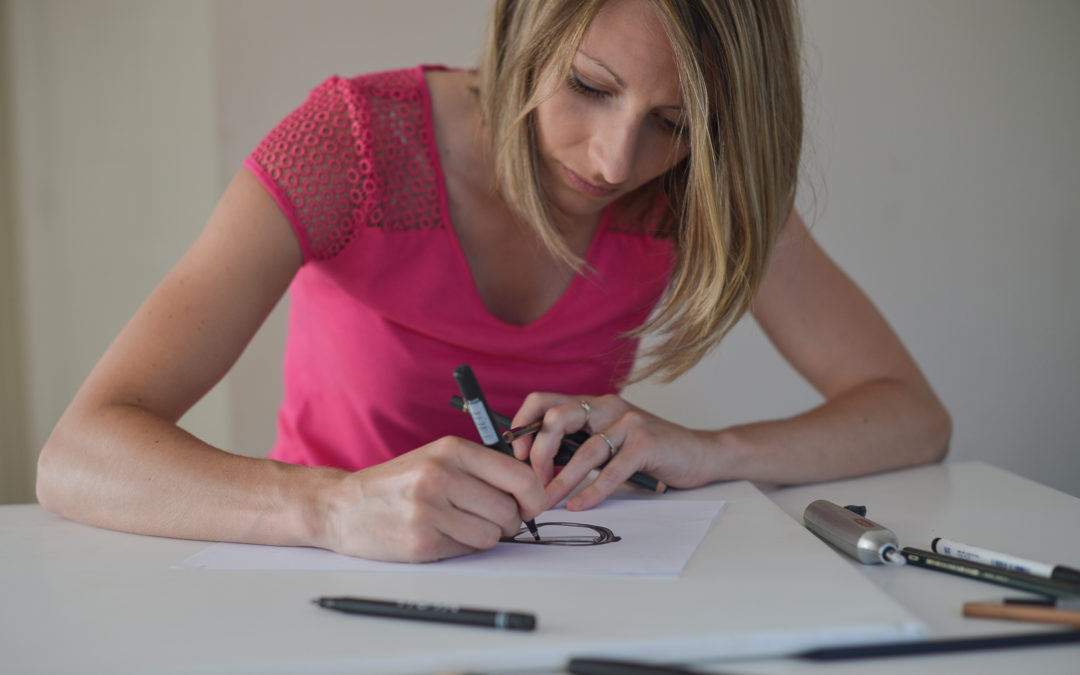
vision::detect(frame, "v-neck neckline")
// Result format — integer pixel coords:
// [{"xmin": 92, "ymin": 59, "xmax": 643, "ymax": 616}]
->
[{"xmin": 418, "ymin": 65, "xmax": 609, "ymax": 331}]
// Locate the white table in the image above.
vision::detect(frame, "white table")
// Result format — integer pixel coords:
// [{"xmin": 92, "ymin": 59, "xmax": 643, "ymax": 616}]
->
[
  {"xmin": 2, "ymin": 461, "xmax": 1077, "ymax": 674},
  {"xmin": 731, "ymin": 461, "xmax": 1080, "ymax": 675}
]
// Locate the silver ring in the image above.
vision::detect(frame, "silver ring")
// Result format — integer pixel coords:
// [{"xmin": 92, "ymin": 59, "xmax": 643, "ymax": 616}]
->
[
  {"xmin": 579, "ymin": 400, "xmax": 591, "ymax": 430},
  {"xmin": 598, "ymin": 432, "xmax": 617, "ymax": 457}
]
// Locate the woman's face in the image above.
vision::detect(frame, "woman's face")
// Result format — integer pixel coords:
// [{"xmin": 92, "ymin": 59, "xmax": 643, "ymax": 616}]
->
[{"xmin": 535, "ymin": 0, "xmax": 689, "ymax": 224}]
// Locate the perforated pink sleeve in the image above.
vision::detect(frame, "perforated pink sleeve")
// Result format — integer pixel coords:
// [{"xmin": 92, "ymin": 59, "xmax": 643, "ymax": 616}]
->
[{"xmin": 243, "ymin": 68, "xmax": 447, "ymax": 262}]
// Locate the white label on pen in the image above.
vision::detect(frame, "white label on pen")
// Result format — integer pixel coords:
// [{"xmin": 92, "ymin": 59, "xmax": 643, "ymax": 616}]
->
[
  {"xmin": 465, "ymin": 398, "xmax": 499, "ymax": 445},
  {"xmin": 935, "ymin": 538, "xmax": 1054, "ymax": 577}
]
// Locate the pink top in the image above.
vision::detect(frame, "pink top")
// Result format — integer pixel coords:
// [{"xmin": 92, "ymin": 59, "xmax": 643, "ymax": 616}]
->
[{"xmin": 244, "ymin": 66, "xmax": 674, "ymax": 471}]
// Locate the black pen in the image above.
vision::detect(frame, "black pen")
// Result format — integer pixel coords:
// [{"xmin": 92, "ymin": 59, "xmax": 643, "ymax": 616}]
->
[
  {"xmin": 567, "ymin": 631, "xmax": 1080, "ymax": 670},
  {"xmin": 567, "ymin": 657, "xmax": 710, "ymax": 675},
  {"xmin": 1006, "ymin": 596, "xmax": 1080, "ymax": 610},
  {"xmin": 796, "ymin": 629, "xmax": 1080, "ymax": 660},
  {"xmin": 931, "ymin": 537, "xmax": 1080, "ymax": 585},
  {"xmin": 453, "ymin": 365, "xmax": 541, "ymax": 540},
  {"xmin": 901, "ymin": 547, "xmax": 1080, "ymax": 598},
  {"xmin": 313, "ymin": 596, "xmax": 535, "ymax": 631}
]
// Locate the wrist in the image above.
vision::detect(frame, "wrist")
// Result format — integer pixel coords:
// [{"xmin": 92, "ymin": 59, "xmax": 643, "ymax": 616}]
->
[
  {"xmin": 271, "ymin": 462, "xmax": 348, "ymax": 550},
  {"xmin": 701, "ymin": 426, "xmax": 757, "ymax": 484}
]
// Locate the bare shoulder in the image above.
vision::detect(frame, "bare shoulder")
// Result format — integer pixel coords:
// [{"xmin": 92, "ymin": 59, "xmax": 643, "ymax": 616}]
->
[{"xmin": 424, "ymin": 69, "xmax": 487, "ymax": 183}]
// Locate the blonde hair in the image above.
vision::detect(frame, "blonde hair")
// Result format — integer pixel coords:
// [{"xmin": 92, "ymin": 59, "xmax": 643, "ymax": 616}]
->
[{"xmin": 478, "ymin": 0, "xmax": 803, "ymax": 383}]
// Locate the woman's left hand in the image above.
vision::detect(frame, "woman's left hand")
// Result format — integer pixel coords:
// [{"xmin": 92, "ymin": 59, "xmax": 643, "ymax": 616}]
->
[{"xmin": 510, "ymin": 393, "xmax": 714, "ymax": 511}]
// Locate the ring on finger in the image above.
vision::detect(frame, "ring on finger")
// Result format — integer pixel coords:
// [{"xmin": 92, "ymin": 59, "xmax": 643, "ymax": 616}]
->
[
  {"xmin": 598, "ymin": 432, "xmax": 617, "ymax": 457},
  {"xmin": 579, "ymin": 400, "xmax": 592, "ymax": 431}
]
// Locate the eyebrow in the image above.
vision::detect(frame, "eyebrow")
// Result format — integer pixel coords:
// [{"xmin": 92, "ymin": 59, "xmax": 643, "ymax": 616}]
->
[{"xmin": 578, "ymin": 51, "xmax": 684, "ymax": 112}]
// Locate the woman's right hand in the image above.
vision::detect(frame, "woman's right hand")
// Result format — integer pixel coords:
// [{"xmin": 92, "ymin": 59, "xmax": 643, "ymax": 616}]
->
[{"xmin": 322, "ymin": 436, "xmax": 547, "ymax": 563}]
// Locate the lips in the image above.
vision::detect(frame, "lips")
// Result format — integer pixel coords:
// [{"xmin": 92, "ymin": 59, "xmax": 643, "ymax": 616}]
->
[{"xmin": 561, "ymin": 164, "xmax": 618, "ymax": 198}]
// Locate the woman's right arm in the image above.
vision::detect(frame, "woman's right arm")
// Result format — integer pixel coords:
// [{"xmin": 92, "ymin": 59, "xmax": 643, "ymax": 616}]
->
[{"xmin": 36, "ymin": 169, "xmax": 545, "ymax": 562}]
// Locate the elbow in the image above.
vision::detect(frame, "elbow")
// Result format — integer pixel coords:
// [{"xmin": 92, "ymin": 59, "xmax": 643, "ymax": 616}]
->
[
  {"xmin": 923, "ymin": 397, "xmax": 952, "ymax": 465},
  {"xmin": 35, "ymin": 420, "xmax": 80, "ymax": 517},
  {"xmin": 36, "ymin": 432, "xmax": 65, "ymax": 515}
]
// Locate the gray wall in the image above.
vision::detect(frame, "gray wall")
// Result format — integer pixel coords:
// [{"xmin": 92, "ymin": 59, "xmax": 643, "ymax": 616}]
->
[
  {"xmin": 3, "ymin": 0, "xmax": 1077, "ymax": 504},
  {"xmin": 3, "ymin": 0, "xmax": 228, "ymax": 505},
  {"xmin": 0, "ymin": 0, "xmax": 32, "ymax": 503}
]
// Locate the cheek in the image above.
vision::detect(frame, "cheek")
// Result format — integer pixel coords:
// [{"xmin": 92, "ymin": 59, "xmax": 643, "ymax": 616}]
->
[
  {"xmin": 535, "ymin": 92, "xmax": 589, "ymax": 156},
  {"xmin": 639, "ymin": 135, "xmax": 689, "ymax": 183}
]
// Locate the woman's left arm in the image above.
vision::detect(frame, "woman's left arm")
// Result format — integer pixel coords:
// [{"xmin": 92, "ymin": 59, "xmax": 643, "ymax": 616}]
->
[
  {"xmin": 514, "ymin": 210, "xmax": 950, "ymax": 510},
  {"xmin": 715, "ymin": 209, "xmax": 951, "ymax": 484}
]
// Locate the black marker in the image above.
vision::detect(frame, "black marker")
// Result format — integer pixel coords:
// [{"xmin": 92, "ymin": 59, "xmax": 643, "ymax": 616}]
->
[
  {"xmin": 567, "ymin": 631, "xmax": 1080, "ymax": 669},
  {"xmin": 931, "ymin": 537, "xmax": 1080, "ymax": 585},
  {"xmin": 313, "ymin": 596, "xmax": 535, "ymax": 631},
  {"xmin": 567, "ymin": 657, "xmax": 705, "ymax": 674},
  {"xmin": 901, "ymin": 547, "xmax": 1080, "ymax": 598},
  {"xmin": 1005, "ymin": 596, "xmax": 1080, "ymax": 610},
  {"xmin": 796, "ymin": 629, "xmax": 1080, "ymax": 660},
  {"xmin": 453, "ymin": 364, "xmax": 541, "ymax": 540}
]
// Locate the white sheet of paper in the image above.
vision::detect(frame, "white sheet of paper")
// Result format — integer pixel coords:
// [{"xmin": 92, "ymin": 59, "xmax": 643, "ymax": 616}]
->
[{"xmin": 177, "ymin": 499, "xmax": 723, "ymax": 578}]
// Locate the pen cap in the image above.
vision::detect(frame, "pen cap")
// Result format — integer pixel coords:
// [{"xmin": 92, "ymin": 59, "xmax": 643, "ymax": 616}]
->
[{"xmin": 803, "ymin": 500, "xmax": 902, "ymax": 565}]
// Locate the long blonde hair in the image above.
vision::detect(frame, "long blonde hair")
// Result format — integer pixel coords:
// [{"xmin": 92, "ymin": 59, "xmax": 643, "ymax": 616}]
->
[{"xmin": 478, "ymin": 0, "xmax": 803, "ymax": 383}]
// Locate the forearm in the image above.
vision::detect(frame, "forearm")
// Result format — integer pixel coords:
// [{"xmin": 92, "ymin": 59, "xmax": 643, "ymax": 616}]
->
[
  {"xmin": 703, "ymin": 378, "xmax": 951, "ymax": 486},
  {"xmin": 37, "ymin": 403, "xmax": 343, "ymax": 548}
]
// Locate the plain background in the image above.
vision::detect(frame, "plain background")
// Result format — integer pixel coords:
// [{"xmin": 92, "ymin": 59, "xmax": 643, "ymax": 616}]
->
[{"xmin": 1, "ymin": 0, "xmax": 1077, "ymax": 505}]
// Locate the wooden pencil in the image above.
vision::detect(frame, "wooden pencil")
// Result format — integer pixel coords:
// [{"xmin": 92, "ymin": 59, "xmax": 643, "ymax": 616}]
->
[{"xmin": 963, "ymin": 602, "xmax": 1080, "ymax": 627}]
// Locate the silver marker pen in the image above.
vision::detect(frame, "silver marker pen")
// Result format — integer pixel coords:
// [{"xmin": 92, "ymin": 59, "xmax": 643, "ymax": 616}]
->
[{"xmin": 803, "ymin": 500, "xmax": 905, "ymax": 565}]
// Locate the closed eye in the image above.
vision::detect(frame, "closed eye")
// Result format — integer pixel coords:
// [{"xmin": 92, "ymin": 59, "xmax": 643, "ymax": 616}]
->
[
  {"xmin": 568, "ymin": 70, "xmax": 686, "ymax": 137},
  {"xmin": 656, "ymin": 114, "xmax": 686, "ymax": 136},
  {"xmin": 566, "ymin": 72, "xmax": 609, "ymax": 99}
]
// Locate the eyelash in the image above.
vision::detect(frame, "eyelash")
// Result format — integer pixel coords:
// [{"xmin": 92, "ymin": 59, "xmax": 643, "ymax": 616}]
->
[
  {"xmin": 565, "ymin": 72, "xmax": 686, "ymax": 136},
  {"xmin": 566, "ymin": 73, "xmax": 607, "ymax": 99}
]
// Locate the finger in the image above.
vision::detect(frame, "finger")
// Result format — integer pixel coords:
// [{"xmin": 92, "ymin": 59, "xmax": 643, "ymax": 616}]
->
[
  {"xmin": 368, "ymin": 497, "xmax": 479, "ymax": 563},
  {"xmin": 433, "ymin": 494, "xmax": 513, "ymax": 551},
  {"xmin": 509, "ymin": 434, "xmax": 535, "ymax": 462},
  {"xmin": 451, "ymin": 441, "xmax": 549, "ymax": 522},
  {"xmin": 442, "ymin": 471, "xmax": 530, "ymax": 540},
  {"xmin": 567, "ymin": 432, "xmax": 646, "ymax": 511},
  {"xmin": 508, "ymin": 392, "xmax": 560, "ymax": 468},
  {"xmin": 510, "ymin": 392, "xmax": 565, "ymax": 431},
  {"xmin": 512, "ymin": 394, "xmax": 576, "ymax": 485},
  {"xmin": 543, "ymin": 431, "xmax": 618, "ymax": 508}
]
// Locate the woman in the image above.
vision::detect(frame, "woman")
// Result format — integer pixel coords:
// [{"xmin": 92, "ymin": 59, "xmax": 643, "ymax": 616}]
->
[{"xmin": 36, "ymin": 0, "xmax": 950, "ymax": 562}]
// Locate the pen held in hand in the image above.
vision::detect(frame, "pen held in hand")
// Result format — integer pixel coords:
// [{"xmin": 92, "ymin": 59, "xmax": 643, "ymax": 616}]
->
[
  {"xmin": 450, "ymin": 395, "xmax": 667, "ymax": 494},
  {"xmin": 557, "ymin": 429, "xmax": 668, "ymax": 494},
  {"xmin": 502, "ymin": 420, "xmax": 544, "ymax": 444},
  {"xmin": 452, "ymin": 365, "xmax": 540, "ymax": 541}
]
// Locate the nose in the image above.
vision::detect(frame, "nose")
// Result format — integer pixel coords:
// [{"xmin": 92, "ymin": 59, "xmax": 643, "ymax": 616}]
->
[{"xmin": 588, "ymin": 115, "xmax": 640, "ymax": 187}]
